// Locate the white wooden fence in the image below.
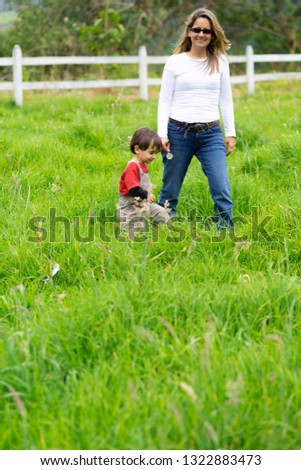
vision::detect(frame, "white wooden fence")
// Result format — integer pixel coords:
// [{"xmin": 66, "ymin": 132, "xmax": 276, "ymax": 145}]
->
[{"xmin": 0, "ymin": 44, "xmax": 301, "ymax": 106}]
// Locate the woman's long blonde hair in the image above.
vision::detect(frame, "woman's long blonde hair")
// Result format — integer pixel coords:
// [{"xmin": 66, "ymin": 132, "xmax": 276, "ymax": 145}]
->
[{"xmin": 173, "ymin": 8, "xmax": 231, "ymax": 74}]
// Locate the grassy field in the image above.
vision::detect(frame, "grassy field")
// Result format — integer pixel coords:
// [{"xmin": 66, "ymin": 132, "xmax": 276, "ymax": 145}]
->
[{"xmin": 0, "ymin": 82, "xmax": 301, "ymax": 450}]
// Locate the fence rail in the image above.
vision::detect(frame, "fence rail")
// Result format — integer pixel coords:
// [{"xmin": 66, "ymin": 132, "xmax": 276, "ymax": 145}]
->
[{"xmin": 0, "ymin": 45, "xmax": 301, "ymax": 106}]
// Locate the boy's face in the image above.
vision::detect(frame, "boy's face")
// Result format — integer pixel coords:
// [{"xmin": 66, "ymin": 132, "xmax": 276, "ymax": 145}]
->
[{"xmin": 134, "ymin": 143, "xmax": 158, "ymax": 165}]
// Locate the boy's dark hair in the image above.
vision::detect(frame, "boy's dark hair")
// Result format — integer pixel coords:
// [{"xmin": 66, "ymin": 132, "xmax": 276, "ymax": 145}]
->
[{"xmin": 130, "ymin": 127, "xmax": 162, "ymax": 154}]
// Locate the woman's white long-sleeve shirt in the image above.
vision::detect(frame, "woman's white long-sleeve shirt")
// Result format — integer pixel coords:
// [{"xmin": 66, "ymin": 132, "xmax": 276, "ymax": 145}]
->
[{"xmin": 157, "ymin": 52, "xmax": 236, "ymax": 138}]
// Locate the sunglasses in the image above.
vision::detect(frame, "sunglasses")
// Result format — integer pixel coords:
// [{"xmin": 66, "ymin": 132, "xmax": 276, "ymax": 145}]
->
[{"xmin": 189, "ymin": 27, "xmax": 212, "ymax": 35}]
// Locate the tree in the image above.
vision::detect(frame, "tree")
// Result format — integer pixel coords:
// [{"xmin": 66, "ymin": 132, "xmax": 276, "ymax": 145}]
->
[
  {"xmin": 80, "ymin": 8, "xmax": 125, "ymax": 56},
  {"xmin": 217, "ymin": 0, "xmax": 301, "ymax": 54},
  {"xmin": 0, "ymin": 0, "xmax": 300, "ymax": 59},
  {"xmin": 1, "ymin": 0, "xmax": 105, "ymax": 56}
]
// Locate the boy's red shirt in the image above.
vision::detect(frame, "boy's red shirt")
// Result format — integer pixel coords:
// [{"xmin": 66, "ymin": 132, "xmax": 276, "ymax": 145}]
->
[{"xmin": 119, "ymin": 161, "xmax": 148, "ymax": 195}]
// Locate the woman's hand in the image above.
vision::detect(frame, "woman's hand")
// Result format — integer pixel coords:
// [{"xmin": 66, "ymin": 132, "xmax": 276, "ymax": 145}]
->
[
  {"xmin": 225, "ymin": 136, "xmax": 236, "ymax": 156},
  {"xmin": 161, "ymin": 138, "xmax": 170, "ymax": 153}
]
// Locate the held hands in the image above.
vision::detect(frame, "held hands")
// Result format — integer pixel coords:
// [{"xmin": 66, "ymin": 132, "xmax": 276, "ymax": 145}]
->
[
  {"xmin": 225, "ymin": 136, "xmax": 236, "ymax": 156},
  {"xmin": 161, "ymin": 138, "xmax": 170, "ymax": 153}
]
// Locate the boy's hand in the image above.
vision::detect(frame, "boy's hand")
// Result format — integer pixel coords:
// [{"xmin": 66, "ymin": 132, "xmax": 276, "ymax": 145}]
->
[{"xmin": 147, "ymin": 193, "xmax": 156, "ymax": 203}]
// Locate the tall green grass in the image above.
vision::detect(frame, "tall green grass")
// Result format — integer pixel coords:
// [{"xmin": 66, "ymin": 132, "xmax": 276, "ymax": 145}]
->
[{"xmin": 1, "ymin": 82, "xmax": 301, "ymax": 450}]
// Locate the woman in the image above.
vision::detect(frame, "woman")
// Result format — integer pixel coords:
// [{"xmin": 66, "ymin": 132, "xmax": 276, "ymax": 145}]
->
[{"xmin": 157, "ymin": 7, "xmax": 236, "ymax": 228}]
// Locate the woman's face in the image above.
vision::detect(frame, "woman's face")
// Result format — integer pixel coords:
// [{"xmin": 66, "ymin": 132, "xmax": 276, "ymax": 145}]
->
[{"xmin": 188, "ymin": 16, "xmax": 212, "ymax": 53}]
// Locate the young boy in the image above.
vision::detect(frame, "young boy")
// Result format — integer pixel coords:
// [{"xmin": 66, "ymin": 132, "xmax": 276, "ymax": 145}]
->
[{"xmin": 118, "ymin": 127, "xmax": 170, "ymax": 235}]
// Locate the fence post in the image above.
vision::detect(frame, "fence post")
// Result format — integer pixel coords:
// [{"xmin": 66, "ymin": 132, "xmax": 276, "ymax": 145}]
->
[
  {"xmin": 13, "ymin": 44, "xmax": 23, "ymax": 106},
  {"xmin": 139, "ymin": 45, "xmax": 148, "ymax": 101},
  {"xmin": 246, "ymin": 45, "xmax": 254, "ymax": 95}
]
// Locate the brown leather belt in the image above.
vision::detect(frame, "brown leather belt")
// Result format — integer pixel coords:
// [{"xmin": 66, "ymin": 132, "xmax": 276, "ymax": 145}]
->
[{"xmin": 170, "ymin": 117, "xmax": 220, "ymax": 133}]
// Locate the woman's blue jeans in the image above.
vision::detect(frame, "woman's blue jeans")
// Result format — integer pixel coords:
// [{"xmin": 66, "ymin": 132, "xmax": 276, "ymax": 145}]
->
[{"xmin": 158, "ymin": 120, "xmax": 233, "ymax": 228}]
